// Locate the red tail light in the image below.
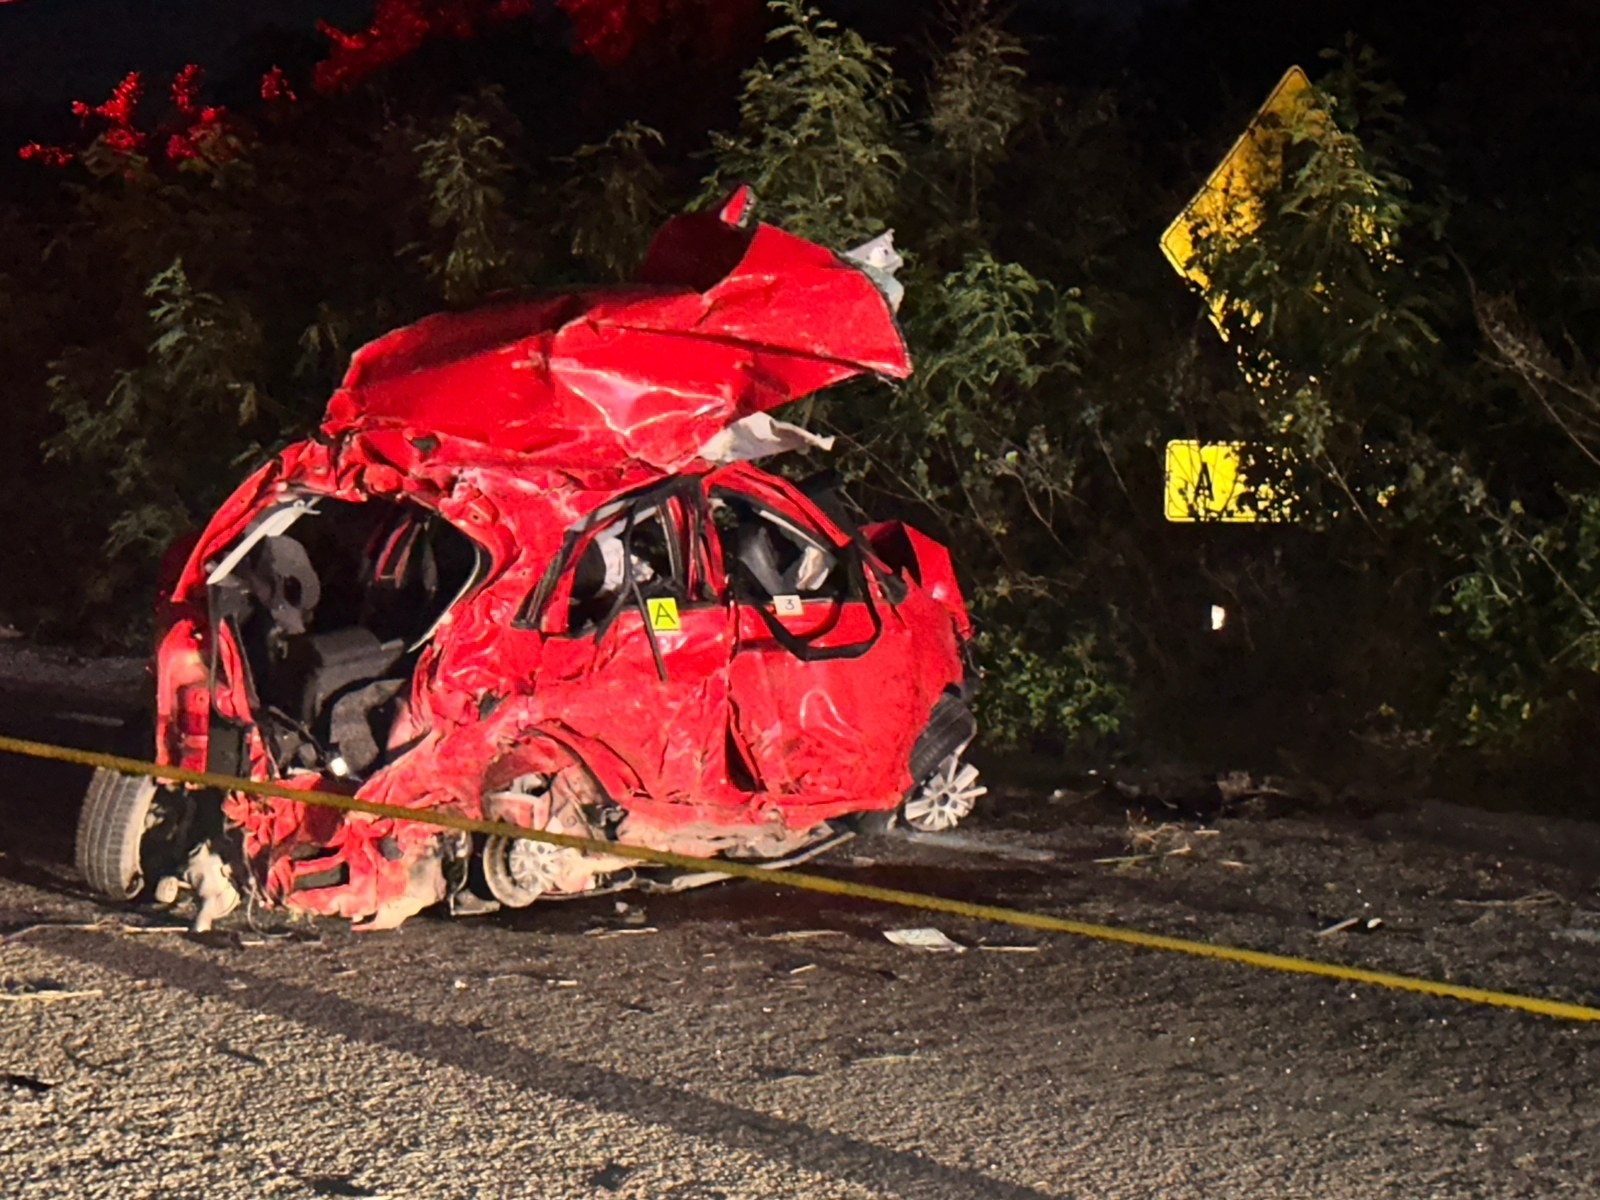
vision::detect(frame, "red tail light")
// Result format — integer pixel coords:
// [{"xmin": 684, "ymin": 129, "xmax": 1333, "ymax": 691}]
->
[
  {"xmin": 173, "ymin": 682, "xmax": 211, "ymax": 771},
  {"xmin": 158, "ymin": 626, "xmax": 210, "ymax": 771}
]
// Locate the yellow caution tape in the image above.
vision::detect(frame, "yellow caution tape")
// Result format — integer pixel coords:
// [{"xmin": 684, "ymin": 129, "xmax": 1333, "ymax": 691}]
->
[{"xmin": 3, "ymin": 732, "xmax": 1598, "ymax": 1023}]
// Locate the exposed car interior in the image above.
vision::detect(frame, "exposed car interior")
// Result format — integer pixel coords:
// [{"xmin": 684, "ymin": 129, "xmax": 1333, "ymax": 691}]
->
[
  {"xmin": 208, "ymin": 497, "xmax": 481, "ymax": 780},
  {"xmin": 711, "ymin": 493, "xmax": 848, "ymax": 604},
  {"xmin": 564, "ymin": 502, "xmax": 684, "ymax": 634}
]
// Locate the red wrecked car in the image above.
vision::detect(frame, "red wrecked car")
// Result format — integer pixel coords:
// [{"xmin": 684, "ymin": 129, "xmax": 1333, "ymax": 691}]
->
[{"xmin": 74, "ymin": 191, "xmax": 984, "ymax": 930}]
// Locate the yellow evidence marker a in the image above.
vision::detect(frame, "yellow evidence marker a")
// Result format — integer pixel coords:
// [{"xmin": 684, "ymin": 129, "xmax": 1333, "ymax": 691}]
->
[{"xmin": 647, "ymin": 597, "xmax": 681, "ymax": 632}]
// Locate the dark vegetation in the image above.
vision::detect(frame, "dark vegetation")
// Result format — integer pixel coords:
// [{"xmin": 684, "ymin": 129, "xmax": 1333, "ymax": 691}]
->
[{"xmin": 1, "ymin": 0, "xmax": 1598, "ymax": 809}]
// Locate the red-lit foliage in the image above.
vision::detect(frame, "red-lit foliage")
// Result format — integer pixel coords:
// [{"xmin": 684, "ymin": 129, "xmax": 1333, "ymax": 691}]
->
[
  {"xmin": 19, "ymin": 0, "xmax": 760, "ymax": 166},
  {"xmin": 69, "ymin": 71, "xmax": 149, "ymax": 158},
  {"xmin": 260, "ymin": 66, "xmax": 299, "ymax": 105},
  {"xmin": 312, "ymin": 0, "xmax": 537, "ymax": 92},
  {"xmin": 17, "ymin": 65, "xmax": 294, "ymax": 170},
  {"xmin": 17, "ymin": 142, "xmax": 75, "ymax": 168},
  {"xmin": 560, "ymin": 0, "xmax": 760, "ymax": 64},
  {"xmin": 164, "ymin": 65, "xmax": 230, "ymax": 162},
  {"xmin": 313, "ymin": 0, "xmax": 760, "ymax": 90}
]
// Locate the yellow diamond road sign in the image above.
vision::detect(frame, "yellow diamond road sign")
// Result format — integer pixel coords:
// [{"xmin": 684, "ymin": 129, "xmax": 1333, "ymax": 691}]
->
[{"xmin": 1160, "ymin": 65, "xmax": 1324, "ymax": 332}]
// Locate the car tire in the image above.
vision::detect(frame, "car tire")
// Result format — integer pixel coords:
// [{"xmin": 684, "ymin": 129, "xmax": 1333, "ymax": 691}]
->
[
  {"xmin": 850, "ymin": 807, "xmax": 898, "ymax": 835},
  {"xmin": 908, "ymin": 692, "xmax": 978, "ymax": 786},
  {"xmin": 902, "ymin": 753, "xmax": 987, "ymax": 833},
  {"xmin": 75, "ymin": 767, "xmax": 160, "ymax": 900}
]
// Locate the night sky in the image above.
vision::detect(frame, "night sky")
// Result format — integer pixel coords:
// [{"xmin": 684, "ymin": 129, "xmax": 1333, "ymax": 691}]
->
[
  {"xmin": 0, "ymin": 0, "xmax": 1167, "ymax": 159},
  {"xmin": 0, "ymin": 0, "xmax": 371, "ymax": 109},
  {"xmin": 3, "ymin": 0, "xmax": 1593, "ymax": 192},
  {"xmin": 2, "ymin": 0, "xmax": 1148, "ymax": 108}
]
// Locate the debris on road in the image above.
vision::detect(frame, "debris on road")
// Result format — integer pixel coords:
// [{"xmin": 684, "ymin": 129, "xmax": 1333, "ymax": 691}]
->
[
  {"xmin": 1454, "ymin": 890, "xmax": 1565, "ymax": 911},
  {"xmin": 1094, "ymin": 851, "xmax": 1182, "ymax": 867},
  {"xmin": 1, "ymin": 919, "xmax": 188, "ymax": 945},
  {"xmin": 1129, "ymin": 817, "xmax": 1220, "ymax": 855},
  {"xmin": 757, "ymin": 929, "xmax": 848, "ymax": 942},
  {"xmin": 1094, "ymin": 817, "xmax": 1229, "ymax": 867},
  {"xmin": 900, "ymin": 829, "xmax": 1056, "ymax": 863},
  {"xmin": 1316, "ymin": 916, "xmax": 1384, "ymax": 937},
  {"xmin": 1553, "ymin": 927, "xmax": 1600, "ymax": 946},
  {"xmin": 0, "ymin": 983, "xmax": 104, "ymax": 1003},
  {"xmin": 883, "ymin": 927, "xmax": 966, "ymax": 953},
  {"xmin": 848, "ymin": 1050, "xmax": 934, "ymax": 1066}
]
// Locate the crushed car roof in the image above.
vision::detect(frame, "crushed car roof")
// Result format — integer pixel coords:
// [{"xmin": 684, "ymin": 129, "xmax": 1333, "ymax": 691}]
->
[{"xmin": 321, "ymin": 194, "xmax": 911, "ymax": 476}]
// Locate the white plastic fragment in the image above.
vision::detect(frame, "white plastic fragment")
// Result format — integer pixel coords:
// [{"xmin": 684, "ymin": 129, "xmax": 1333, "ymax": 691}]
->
[
  {"xmin": 883, "ymin": 927, "xmax": 967, "ymax": 953},
  {"xmin": 186, "ymin": 844, "xmax": 240, "ymax": 934},
  {"xmin": 697, "ymin": 412, "xmax": 835, "ymax": 464},
  {"xmin": 1317, "ymin": 916, "xmax": 1384, "ymax": 937},
  {"xmin": 844, "ymin": 231, "xmax": 906, "ymax": 312}
]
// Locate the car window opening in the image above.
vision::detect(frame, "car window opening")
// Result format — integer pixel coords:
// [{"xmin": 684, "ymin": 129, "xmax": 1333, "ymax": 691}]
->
[
  {"xmin": 565, "ymin": 503, "xmax": 684, "ymax": 634},
  {"xmin": 208, "ymin": 497, "xmax": 481, "ymax": 781},
  {"xmin": 712, "ymin": 496, "xmax": 846, "ymax": 604}
]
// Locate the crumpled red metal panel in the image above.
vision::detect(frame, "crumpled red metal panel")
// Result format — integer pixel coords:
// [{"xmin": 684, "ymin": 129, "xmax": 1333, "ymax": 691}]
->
[
  {"xmin": 863, "ymin": 520, "xmax": 974, "ymax": 643},
  {"xmin": 321, "ymin": 208, "xmax": 908, "ymax": 475}
]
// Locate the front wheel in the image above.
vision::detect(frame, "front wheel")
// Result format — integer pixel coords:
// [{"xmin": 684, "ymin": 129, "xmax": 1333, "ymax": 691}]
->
[
  {"xmin": 75, "ymin": 768, "xmax": 195, "ymax": 901},
  {"xmin": 902, "ymin": 754, "xmax": 987, "ymax": 833}
]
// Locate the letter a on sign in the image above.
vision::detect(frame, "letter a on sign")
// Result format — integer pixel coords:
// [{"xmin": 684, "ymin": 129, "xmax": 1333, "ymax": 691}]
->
[{"xmin": 647, "ymin": 597, "xmax": 681, "ymax": 632}]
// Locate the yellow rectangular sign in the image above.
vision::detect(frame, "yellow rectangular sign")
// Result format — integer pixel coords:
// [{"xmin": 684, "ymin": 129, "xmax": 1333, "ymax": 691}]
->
[{"xmin": 1164, "ymin": 440, "xmax": 1284, "ymax": 523}]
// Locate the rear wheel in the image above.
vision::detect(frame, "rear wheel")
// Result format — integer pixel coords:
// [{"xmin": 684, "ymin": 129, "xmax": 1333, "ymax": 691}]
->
[
  {"xmin": 477, "ymin": 769, "xmax": 619, "ymax": 908},
  {"xmin": 76, "ymin": 769, "xmax": 156, "ymax": 900},
  {"xmin": 75, "ymin": 768, "xmax": 196, "ymax": 901}
]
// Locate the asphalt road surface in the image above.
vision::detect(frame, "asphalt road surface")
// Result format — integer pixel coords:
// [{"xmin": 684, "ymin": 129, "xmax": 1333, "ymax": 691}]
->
[{"xmin": 1, "ymin": 644, "xmax": 1597, "ymax": 1199}]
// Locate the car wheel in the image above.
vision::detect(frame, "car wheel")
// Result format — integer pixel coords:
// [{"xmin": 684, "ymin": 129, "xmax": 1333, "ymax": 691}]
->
[
  {"xmin": 902, "ymin": 753, "xmax": 987, "ymax": 833},
  {"xmin": 75, "ymin": 768, "xmax": 196, "ymax": 901},
  {"xmin": 482, "ymin": 834, "xmax": 572, "ymax": 907},
  {"xmin": 479, "ymin": 769, "xmax": 614, "ymax": 907}
]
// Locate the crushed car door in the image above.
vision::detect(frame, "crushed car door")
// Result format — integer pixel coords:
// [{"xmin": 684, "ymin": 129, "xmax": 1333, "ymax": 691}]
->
[
  {"xmin": 713, "ymin": 482, "xmax": 922, "ymax": 798},
  {"xmin": 524, "ymin": 485, "xmax": 736, "ymax": 802}
]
